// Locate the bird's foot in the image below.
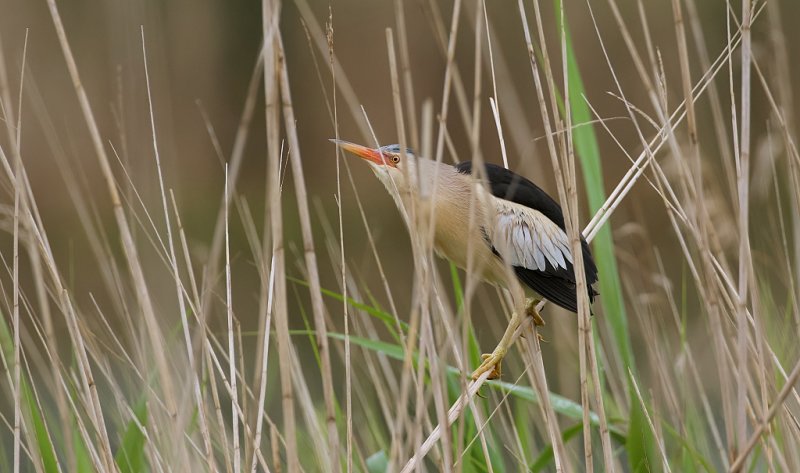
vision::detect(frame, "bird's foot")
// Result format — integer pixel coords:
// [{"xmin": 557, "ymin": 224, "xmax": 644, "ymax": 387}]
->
[
  {"xmin": 472, "ymin": 350, "xmax": 506, "ymax": 380},
  {"xmin": 525, "ymin": 298, "xmax": 545, "ymax": 326}
]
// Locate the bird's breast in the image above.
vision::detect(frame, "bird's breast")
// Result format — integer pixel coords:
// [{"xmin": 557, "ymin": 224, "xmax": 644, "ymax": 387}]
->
[{"xmin": 430, "ymin": 193, "xmax": 507, "ymax": 285}]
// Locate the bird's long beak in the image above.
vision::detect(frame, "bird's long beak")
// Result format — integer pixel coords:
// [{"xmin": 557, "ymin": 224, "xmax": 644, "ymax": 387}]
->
[{"xmin": 330, "ymin": 139, "xmax": 391, "ymax": 166}]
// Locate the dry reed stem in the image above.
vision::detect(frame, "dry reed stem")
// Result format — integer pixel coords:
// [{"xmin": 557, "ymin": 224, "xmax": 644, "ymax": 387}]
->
[
  {"xmin": 729, "ymin": 356, "xmax": 800, "ymax": 471},
  {"xmin": 276, "ymin": 33, "xmax": 340, "ymax": 470},
  {"xmin": 735, "ymin": 0, "xmax": 754, "ymax": 459},
  {"xmin": 223, "ymin": 165, "xmax": 241, "ymax": 472},
  {"xmin": 399, "ymin": 367, "xmax": 495, "ymax": 473},
  {"xmin": 168, "ymin": 190, "xmax": 216, "ymax": 469},
  {"xmin": 554, "ymin": 0, "xmax": 616, "ymax": 469},
  {"xmin": 584, "ymin": 0, "xmax": 760, "ymax": 241},
  {"xmin": 385, "ymin": 27, "xmax": 418, "ymax": 467},
  {"xmin": 262, "ymin": 0, "xmax": 298, "ymax": 469},
  {"xmin": 553, "ymin": 4, "xmax": 593, "ymax": 471},
  {"xmin": 10, "ymin": 43, "xmax": 22, "ymax": 473},
  {"xmin": 0, "ymin": 28, "xmax": 29, "ymax": 473},
  {"xmin": 247, "ymin": 217, "xmax": 275, "ymax": 472},
  {"xmin": 516, "ymin": 0, "xmax": 572, "ymax": 468}
]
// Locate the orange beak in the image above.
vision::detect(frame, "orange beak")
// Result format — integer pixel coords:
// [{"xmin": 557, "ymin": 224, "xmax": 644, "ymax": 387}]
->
[{"xmin": 330, "ymin": 139, "xmax": 395, "ymax": 167}]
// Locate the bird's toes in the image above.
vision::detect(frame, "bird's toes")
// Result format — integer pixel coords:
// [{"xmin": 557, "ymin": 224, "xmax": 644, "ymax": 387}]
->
[{"xmin": 472, "ymin": 353, "xmax": 503, "ymax": 380}]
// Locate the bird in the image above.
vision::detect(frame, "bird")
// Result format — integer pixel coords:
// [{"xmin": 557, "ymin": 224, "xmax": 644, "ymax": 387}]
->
[{"xmin": 331, "ymin": 139, "xmax": 598, "ymax": 380}]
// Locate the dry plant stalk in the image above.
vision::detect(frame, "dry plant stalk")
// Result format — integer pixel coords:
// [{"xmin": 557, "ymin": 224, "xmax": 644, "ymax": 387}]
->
[{"xmin": 262, "ymin": 1, "xmax": 298, "ymax": 470}]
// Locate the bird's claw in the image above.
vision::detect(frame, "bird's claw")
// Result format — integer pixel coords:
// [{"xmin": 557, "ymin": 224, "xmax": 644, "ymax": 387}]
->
[
  {"xmin": 472, "ymin": 353, "xmax": 504, "ymax": 380},
  {"xmin": 525, "ymin": 298, "xmax": 545, "ymax": 326},
  {"xmin": 519, "ymin": 330, "xmax": 546, "ymax": 342}
]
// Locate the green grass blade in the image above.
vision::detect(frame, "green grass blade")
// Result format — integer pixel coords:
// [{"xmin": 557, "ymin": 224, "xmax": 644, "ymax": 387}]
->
[
  {"xmin": 0, "ymin": 313, "xmax": 60, "ymax": 473},
  {"xmin": 302, "ymin": 331, "xmax": 626, "ymax": 438},
  {"xmin": 366, "ymin": 450, "xmax": 389, "ymax": 473},
  {"xmin": 21, "ymin": 381, "xmax": 60, "ymax": 473},
  {"xmin": 114, "ymin": 398, "xmax": 148, "ymax": 473},
  {"xmin": 72, "ymin": 425, "xmax": 93, "ymax": 472},
  {"xmin": 289, "ymin": 276, "xmax": 407, "ymax": 336},
  {"xmin": 449, "ymin": 262, "xmax": 482, "ymax": 367}
]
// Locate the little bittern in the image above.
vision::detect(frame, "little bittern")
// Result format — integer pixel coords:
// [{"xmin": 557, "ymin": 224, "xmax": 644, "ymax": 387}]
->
[{"xmin": 332, "ymin": 139, "xmax": 598, "ymax": 380}]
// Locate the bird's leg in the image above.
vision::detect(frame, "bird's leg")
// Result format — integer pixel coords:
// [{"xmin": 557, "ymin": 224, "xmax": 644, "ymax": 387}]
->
[
  {"xmin": 471, "ymin": 310, "xmax": 524, "ymax": 380},
  {"xmin": 472, "ymin": 298, "xmax": 545, "ymax": 380}
]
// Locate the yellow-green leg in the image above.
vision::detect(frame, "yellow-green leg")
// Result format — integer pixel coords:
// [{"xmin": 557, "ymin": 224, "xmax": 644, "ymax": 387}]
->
[{"xmin": 471, "ymin": 298, "xmax": 544, "ymax": 380}]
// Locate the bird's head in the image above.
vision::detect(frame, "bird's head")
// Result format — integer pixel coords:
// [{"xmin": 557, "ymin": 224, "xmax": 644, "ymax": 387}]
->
[{"xmin": 330, "ymin": 139, "xmax": 420, "ymax": 195}]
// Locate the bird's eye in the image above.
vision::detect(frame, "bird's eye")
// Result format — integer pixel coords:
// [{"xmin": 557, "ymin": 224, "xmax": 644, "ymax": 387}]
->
[{"xmin": 391, "ymin": 155, "xmax": 400, "ymax": 164}]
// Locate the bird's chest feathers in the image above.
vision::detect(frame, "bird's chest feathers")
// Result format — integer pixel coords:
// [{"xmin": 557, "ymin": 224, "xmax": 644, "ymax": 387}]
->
[{"xmin": 430, "ymin": 191, "xmax": 496, "ymax": 271}]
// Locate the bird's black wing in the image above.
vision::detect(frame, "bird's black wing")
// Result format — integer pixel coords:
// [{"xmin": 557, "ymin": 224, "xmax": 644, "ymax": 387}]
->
[{"xmin": 457, "ymin": 161, "xmax": 598, "ymax": 313}]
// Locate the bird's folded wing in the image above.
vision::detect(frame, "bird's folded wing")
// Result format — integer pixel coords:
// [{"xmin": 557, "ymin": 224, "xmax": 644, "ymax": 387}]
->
[
  {"xmin": 490, "ymin": 198, "xmax": 585, "ymax": 312},
  {"xmin": 492, "ymin": 199, "xmax": 573, "ymax": 273}
]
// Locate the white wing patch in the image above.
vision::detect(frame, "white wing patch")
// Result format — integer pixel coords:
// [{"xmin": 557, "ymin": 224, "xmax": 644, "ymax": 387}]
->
[{"xmin": 492, "ymin": 198, "xmax": 573, "ymax": 272}]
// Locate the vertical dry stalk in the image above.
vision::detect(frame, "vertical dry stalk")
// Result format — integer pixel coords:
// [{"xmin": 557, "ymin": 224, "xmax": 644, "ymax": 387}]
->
[
  {"xmin": 519, "ymin": 0, "xmax": 577, "ymax": 463},
  {"xmin": 276, "ymin": 33, "xmax": 340, "ymax": 470},
  {"xmin": 249, "ymin": 217, "xmax": 275, "ymax": 472},
  {"xmin": 730, "ymin": 355, "xmax": 800, "ymax": 471},
  {"xmin": 327, "ymin": 12, "xmax": 355, "ymax": 472},
  {"xmin": 10, "ymin": 52, "xmax": 22, "ymax": 473},
  {"xmin": 169, "ymin": 190, "xmax": 215, "ymax": 469},
  {"xmin": 0, "ymin": 29, "xmax": 28, "ymax": 473},
  {"xmin": 554, "ymin": 2, "xmax": 594, "ymax": 470},
  {"xmin": 735, "ymin": 0, "xmax": 753, "ymax": 460},
  {"xmin": 224, "ymin": 165, "xmax": 241, "ymax": 472},
  {"xmin": 262, "ymin": 1, "xmax": 298, "ymax": 470},
  {"xmin": 385, "ymin": 27, "xmax": 416, "ymax": 467}
]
